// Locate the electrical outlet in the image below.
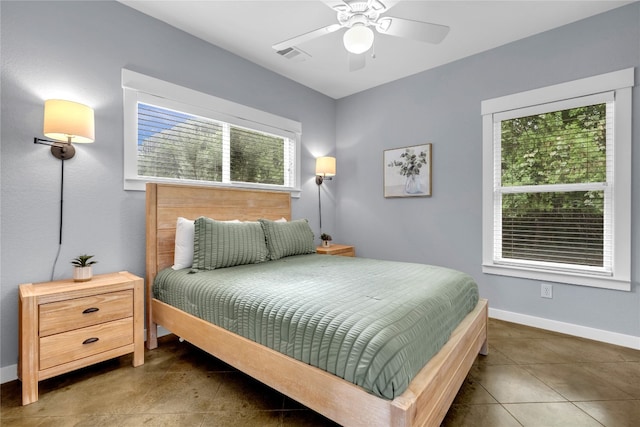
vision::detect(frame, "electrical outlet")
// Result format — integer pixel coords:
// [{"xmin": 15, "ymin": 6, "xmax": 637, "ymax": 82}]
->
[{"xmin": 541, "ymin": 283, "xmax": 553, "ymax": 299}]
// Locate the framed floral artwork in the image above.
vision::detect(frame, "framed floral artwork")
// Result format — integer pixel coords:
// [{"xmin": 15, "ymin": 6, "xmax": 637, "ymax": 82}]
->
[{"xmin": 384, "ymin": 143, "xmax": 432, "ymax": 198}]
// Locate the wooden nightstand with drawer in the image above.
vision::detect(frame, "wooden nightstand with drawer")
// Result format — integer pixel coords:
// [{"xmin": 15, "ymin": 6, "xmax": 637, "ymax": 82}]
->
[
  {"xmin": 18, "ymin": 271, "xmax": 144, "ymax": 405},
  {"xmin": 316, "ymin": 244, "xmax": 356, "ymax": 257}
]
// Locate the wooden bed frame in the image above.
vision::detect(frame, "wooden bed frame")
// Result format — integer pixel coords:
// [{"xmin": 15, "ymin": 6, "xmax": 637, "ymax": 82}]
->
[{"xmin": 145, "ymin": 182, "xmax": 488, "ymax": 427}]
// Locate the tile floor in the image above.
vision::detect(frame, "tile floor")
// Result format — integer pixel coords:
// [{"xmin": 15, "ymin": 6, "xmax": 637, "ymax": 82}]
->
[{"xmin": 1, "ymin": 319, "xmax": 639, "ymax": 426}]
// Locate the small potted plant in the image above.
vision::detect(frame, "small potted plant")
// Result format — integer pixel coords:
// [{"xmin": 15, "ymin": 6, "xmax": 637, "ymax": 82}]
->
[
  {"xmin": 320, "ymin": 233, "xmax": 332, "ymax": 248},
  {"xmin": 71, "ymin": 254, "xmax": 97, "ymax": 282}
]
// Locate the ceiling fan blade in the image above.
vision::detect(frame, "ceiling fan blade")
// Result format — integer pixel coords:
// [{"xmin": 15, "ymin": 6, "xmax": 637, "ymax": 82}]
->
[
  {"xmin": 376, "ymin": 16, "xmax": 449, "ymax": 44},
  {"xmin": 272, "ymin": 24, "xmax": 342, "ymax": 52},
  {"xmin": 349, "ymin": 53, "xmax": 366, "ymax": 72}
]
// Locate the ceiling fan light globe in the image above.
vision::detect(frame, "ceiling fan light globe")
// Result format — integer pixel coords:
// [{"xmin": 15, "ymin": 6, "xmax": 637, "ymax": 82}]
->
[{"xmin": 343, "ymin": 25, "xmax": 374, "ymax": 54}]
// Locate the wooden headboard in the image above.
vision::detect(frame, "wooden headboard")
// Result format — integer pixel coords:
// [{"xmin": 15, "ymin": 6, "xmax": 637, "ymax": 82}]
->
[{"xmin": 146, "ymin": 182, "xmax": 291, "ymax": 275}]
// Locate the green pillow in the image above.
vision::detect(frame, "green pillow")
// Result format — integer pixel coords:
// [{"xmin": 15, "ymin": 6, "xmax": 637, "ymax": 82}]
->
[
  {"xmin": 259, "ymin": 218, "xmax": 315, "ymax": 260},
  {"xmin": 192, "ymin": 217, "xmax": 268, "ymax": 270}
]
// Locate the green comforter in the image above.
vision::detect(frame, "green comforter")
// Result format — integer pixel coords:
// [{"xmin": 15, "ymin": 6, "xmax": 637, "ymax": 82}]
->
[{"xmin": 153, "ymin": 254, "xmax": 479, "ymax": 399}]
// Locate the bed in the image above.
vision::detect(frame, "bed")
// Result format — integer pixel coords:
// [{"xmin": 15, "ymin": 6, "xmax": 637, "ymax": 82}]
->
[{"xmin": 145, "ymin": 182, "xmax": 488, "ymax": 427}]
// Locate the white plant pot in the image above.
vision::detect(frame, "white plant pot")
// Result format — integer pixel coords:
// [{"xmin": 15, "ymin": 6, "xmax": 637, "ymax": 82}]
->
[
  {"xmin": 73, "ymin": 266, "xmax": 93, "ymax": 282},
  {"xmin": 322, "ymin": 240, "xmax": 331, "ymax": 248}
]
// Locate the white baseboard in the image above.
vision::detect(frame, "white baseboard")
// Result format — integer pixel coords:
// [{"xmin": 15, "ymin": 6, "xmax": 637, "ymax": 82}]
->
[
  {"xmin": 1, "ymin": 365, "xmax": 17, "ymax": 384},
  {"xmin": 489, "ymin": 308, "xmax": 640, "ymax": 350},
  {"xmin": 1, "ymin": 327, "xmax": 174, "ymax": 384},
  {"xmin": 158, "ymin": 325, "xmax": 171, "ymax": 338}
]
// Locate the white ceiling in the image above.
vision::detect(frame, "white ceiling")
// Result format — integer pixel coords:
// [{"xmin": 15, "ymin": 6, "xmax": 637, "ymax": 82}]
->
[{"xmin": 118, "ymin": 0, "xmax": 634, "ymax": 99}]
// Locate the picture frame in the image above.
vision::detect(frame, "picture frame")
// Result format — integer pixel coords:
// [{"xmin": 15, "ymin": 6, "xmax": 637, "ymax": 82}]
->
[{"xmin": 384, "ymin": 143, "xmax": 432, "ymax": 198}]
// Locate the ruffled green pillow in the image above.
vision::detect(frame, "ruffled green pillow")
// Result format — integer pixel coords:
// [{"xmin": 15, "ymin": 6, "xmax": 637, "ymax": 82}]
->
[
  {"xmin": 192, "ymin": 217, "xmax": 268, "ymax": 270},
  {"xmin": 259, "ymin": 218, "xmax": 315, "ymax": 260}
]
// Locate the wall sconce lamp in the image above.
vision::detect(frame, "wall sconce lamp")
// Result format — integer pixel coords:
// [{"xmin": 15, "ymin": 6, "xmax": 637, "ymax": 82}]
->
[
  {"xmin": 34, "ymin": 99, "xmax": 95, "ymax": 160},
  {"xmin": 33, "ymin": 99, "xmax": 95, "ymax": 248},
  {"xmin": 316, "ymin": 156, "xmax": 336, "ymax": 232},
  {"xmin": 315, "ymin": 156, "xmax": 336, "ymax": 185}
]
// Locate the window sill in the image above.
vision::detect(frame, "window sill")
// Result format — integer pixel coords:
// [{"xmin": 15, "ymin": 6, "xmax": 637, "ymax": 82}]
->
[{"xmin": 482, "ymin": 263, "xmax": 630, "ymax": 291}]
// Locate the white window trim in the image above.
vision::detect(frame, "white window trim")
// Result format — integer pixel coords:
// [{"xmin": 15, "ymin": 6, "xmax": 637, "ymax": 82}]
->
[
  {"xmin": 481, "ymin": 68, "xmax": 633, "ymax": 291},
  {"xmin": 122, "ymin": 69, "xmax": 302, "ymax": 197}
]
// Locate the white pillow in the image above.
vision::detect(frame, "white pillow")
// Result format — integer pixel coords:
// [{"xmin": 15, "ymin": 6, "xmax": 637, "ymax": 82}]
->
[
  {"xmin": 173, "ymin": 217, "xmax": 195, "ymax": 270},
  {"xmin": 172, "ymin": 217, "xmax": 242, "ymax": 270}
]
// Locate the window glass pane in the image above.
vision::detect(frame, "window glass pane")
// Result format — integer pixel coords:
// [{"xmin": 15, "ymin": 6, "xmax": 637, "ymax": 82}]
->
[
  {"xmin": 137, "ymin": 103, "xmax": 223, "ymax": 182},
  {"xmin": 501, "ymin": 103, "xmax": 607, "ymax": 187},
  {"xmin": 230, "ymin": 126, "xmax": 285, "ymax": 185},
  {"xmin": 501, "ymin": 191, "xmax": 604, "ymax": 267}
]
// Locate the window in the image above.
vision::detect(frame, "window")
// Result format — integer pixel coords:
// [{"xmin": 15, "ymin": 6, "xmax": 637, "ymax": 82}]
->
[
  {"xmin": 482, "ymin": 69, "xmax": 633, "ymax": 290},
  {"xmin": 122, "ymin": 69, "xmax": 301, "ymax": 195}
]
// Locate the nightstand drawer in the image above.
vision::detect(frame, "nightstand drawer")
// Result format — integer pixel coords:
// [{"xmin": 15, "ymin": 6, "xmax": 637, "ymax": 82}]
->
[
  {"xmin": 39, "ymin": 317, "xmax": 133, "ymax": 370},
  {"xmin": 39, "ymin": 290, "xmax": 133, "ymax": 337}
]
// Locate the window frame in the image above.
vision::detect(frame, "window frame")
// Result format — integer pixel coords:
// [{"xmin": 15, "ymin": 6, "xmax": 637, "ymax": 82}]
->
[
  {"xmin": 122, "ymin": 69, "xmax": 302, "ymax": 196},
  {"xmin": 481, "ymin": 68, "xmax": 633, "ymax": 291}
]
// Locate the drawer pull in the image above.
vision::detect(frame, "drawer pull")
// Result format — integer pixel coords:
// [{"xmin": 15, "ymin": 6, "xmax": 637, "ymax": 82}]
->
[
  {"xmin": 82, "ymin": 337, "xmax": 99, "ymax": 345},
  {"xmin": 82, "ymin": 307, "xmax": 99, "ymax": 314}
]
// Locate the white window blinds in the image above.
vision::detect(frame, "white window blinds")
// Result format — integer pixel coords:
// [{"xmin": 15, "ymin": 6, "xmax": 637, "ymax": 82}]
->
[
  {"xmin": 138, "ymin": 103, "xmax": 223, "ymax": 182},
  {"xmin": 493, "ymin": 93, "xmax": 613, "ymax": 274},
  {"xmin": 136, "ymin": 103, "xmax": 295, "ymax": 187}
]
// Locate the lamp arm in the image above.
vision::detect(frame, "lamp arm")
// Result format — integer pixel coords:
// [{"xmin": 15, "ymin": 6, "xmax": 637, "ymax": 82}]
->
[
  {"xmin": 315, "ymin": 175, "xmax": 333, "ymax": 185},
  {"xmin": 34, "ymin": 137, "xmax": 64, "ymax": 147}
]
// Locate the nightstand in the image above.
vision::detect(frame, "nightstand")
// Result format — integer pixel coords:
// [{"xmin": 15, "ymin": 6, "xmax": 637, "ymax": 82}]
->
[
  {"xmin": 316, "ymin": 244, "xmax": 356, "ymax": 257},
  {"xmin": 18, "ymin": 271, "xmax": 144, "ymax": 405}
]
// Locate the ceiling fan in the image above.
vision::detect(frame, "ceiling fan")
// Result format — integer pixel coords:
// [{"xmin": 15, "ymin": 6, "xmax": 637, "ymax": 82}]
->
[{"xmin": 272, "ymin": 0, "xmax": 450, "ymax": 71}]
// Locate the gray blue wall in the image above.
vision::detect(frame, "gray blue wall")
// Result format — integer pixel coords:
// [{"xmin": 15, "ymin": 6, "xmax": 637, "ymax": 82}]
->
[
  {"xmin": 335, "ymin": 3, "xmax": 639, "ymax": 338},
  {"xmin": 1, "ymin": 0, "xmax": 638, "ymax": 378},
  {"xmin": 0, "ymin": 0, "xmax": 336, "ymax": 375}
]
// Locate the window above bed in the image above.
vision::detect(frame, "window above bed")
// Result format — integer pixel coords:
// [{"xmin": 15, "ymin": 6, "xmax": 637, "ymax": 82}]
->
[
  {"xmin": 481, "ymin": 68, "xmax": 633, "ymax": 291},
  {"xmin": 122, "ymin": 69, "xmax": 301, "ymax": 196}
]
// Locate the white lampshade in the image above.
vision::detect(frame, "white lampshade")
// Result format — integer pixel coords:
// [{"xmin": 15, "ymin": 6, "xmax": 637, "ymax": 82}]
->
[
  {"xmin": 43, "ymin": 99, "xmax": 95, "ymax": 143},
  {"xmin": 316, "ymin": 156, "xmax": 336, "ymax": 177},
  {"xmin": 343, "ymin": 25, "xmax": 374, "ymax": 54}
]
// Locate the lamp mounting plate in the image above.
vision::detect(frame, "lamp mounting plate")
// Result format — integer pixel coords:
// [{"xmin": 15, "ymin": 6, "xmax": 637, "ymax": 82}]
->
[{"xmin": 51, "ymin": 144, "xmax": 75, "ymax": 160}]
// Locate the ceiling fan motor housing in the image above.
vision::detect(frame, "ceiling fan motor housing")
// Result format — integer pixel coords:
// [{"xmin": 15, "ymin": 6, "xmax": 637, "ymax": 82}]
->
[{"xmin": 337, "ymin": 0, "xmax": 384, "ymax": 28}]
